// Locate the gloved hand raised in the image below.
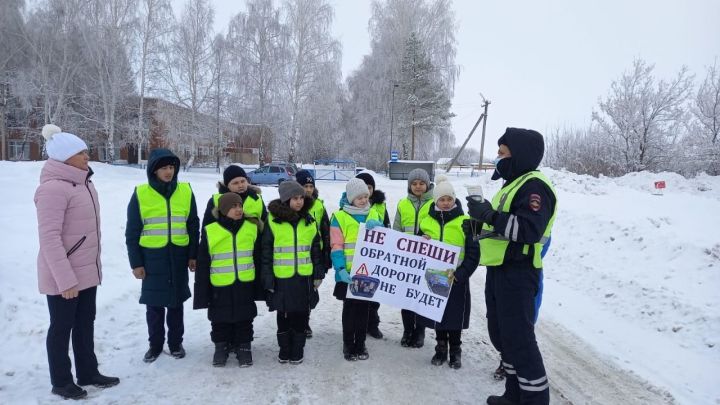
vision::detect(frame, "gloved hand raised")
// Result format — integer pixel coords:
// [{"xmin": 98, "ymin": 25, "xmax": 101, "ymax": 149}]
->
[
  {"xmin": 466, "ymin": 197, "xmax": 496, "ymax": 225},
  {"xmin": 335, "ymin": 268, "xmax": 352, "ymax": 284},
  {"xmin": 365, "ymin": 219, "xmax": 383, "ymax": 230}
]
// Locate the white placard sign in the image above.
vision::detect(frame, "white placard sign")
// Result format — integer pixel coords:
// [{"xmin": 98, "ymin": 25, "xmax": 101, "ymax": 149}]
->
[{"xmin": 346, "ymin": 225, "xmax": 460, "ymax": 322}]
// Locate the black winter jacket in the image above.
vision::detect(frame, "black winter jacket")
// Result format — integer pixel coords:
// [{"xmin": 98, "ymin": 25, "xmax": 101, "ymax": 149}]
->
[{"xmin": 261, "ymin": 197, "xmax": 324, "ymax": 313}]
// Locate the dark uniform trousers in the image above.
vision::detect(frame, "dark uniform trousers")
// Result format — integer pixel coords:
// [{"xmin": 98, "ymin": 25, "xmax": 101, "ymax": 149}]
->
[
  {"xmin": 211, "ymin": 320, "xmax": 253, "ymax": 345},
  {"xmin": 146, "ymin": 304, "xmax": 184, "ymax": 350},
  {"xmin": 342, "ymin": 298, "xmax": 370, "ymax": 348},
  {"xmin": 486, "ymin": 263, "xmax": 549, "ymax": 404}
]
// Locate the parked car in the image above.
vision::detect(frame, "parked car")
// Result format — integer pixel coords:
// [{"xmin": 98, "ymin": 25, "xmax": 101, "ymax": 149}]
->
[{"xmin": 247, "ymin": 163, "xmax": 297, "ymax": 185}]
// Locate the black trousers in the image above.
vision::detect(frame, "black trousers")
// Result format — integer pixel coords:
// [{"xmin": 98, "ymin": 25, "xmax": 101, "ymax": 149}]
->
[
  {"xmin": 277, "ymin": 311, "xmax": 309, "ymax": 334},
  {"xmin": 146, "ymin": 305, "xmax": 184, "ymax": 350},
  {"xmin": 210, "ymin": 320, "xmax": 254, "ymax": 345},
  {"xmin": 435, "ymin": 329, "xmax": 462, "ymax": 347},
  {"xmin": 486, "ymin": 265, "xmax": 549, "ymax": 405},
  {"xmin": 46, "ymin": 287, "xmax": 99, "ymax": 387},
  {"xmin": 342, "ymin": 299, "xmax": 369, "ymax": 347},
  {"xmin": 368, "ymin": 301, "xmax": 380, "ymax": 330}
]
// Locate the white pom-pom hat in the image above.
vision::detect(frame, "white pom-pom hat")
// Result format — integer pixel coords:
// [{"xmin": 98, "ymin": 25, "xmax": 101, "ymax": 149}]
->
[
  {"xmin": 41, "ymin": 124, "xmax": 88, "ymax": 162},
  {"xmin": 433, "ymin": 174, "xmax": 456, "ymax": 203}
]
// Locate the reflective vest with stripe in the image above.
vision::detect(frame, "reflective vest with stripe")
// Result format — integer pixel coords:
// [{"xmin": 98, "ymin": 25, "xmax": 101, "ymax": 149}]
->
[
  {"xmin": 268, "ymin": 214, "xmax": 317, "ymax": 279},
  {"xmin": 479, "ymin": 171, "xmax": 557, "ymax": 268},
  {"xmin": 213, "ymin": 192, "xmax": 264, "ymax": 219},
  {"xmin": 332, "ymin": 209, "xmax": 382, "ymax": 273},
  {"xmin": 308, "ymin": 198, "xmax": 326, "ymax": 249},
  {"xmin": 137, "ymin": 183, "xmax": 192, "ymax": 248},
  {"xmin": 397, "ymin": 198, "xmax": 432, "ymax": 234},
  {"xmin": 205, "ymin": 221, "xmax": 257, "ymax": 286},
  {"xmin": 370, "ymin": 202, "xmax": 386, "ymax": 223},
  {"xmin": 419, "ymin": 212, "xmax": 467, "ymax": 266}
]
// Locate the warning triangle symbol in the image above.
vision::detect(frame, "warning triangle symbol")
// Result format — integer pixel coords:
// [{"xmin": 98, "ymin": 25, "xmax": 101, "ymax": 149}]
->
[{"xmin": 356, "ymin": 263, "xmax": 369, "ymax": 276}]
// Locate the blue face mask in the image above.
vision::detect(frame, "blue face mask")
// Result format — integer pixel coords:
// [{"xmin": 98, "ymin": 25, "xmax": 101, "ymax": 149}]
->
[{"xmin": 491, "ymin": 156, "xmax": 512, "ymax": 180}]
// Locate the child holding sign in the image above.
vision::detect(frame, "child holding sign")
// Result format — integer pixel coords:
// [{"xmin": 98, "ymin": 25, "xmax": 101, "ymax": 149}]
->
[
  {"xmin": 392, "ymin": 168, "xmax": 434, "ymax": 348},
  {"xmin": 331, "ymin": 178, "xmax": 383, "ymax": 361},
  {"xmin": 417, "ymin": 175, "xmax": 479, "ymax": 369}
]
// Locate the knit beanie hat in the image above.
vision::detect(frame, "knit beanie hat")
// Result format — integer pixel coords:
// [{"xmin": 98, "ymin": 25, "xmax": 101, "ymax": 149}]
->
[
  {"xmin": 218, "ymin": 192, "xmax": 243, "ymax": 216},
  {"xmin": 223, "ymin": 165, "xmax": 248, "ymax": 185},
  {"xmin": 407, "ymin": 168, "xmax": 430, "ymax": 187},
  {"xmin": 278, "ymin": 180, "xmax": 305, "ymax": 203},
  {"xmin": 433, "ymin": 174, "xmax": 456, "ymax": 203},
  {"xmin": 295, "ymin": 169, "xmax": 315, "ymax": 186},
  {"xmin": 346, "ymin": 178, "xmax": 370, "ymax": 204},
  {"xmin": 355, "ymin": 172, "xmax": 375, "ymax": 189},
  {"xmin": 41, "ymin": 124, "xmax": 88, "ymax": 162}
]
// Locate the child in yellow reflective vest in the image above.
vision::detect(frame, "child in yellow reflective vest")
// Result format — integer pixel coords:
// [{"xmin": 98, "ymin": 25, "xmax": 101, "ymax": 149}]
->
[
  {"xmin": 261, "ymin": 181, "xmax": 324, "ymax": 364},
  {"xmin": 331, "ymin": 178, "xmax": 384, "ymax": 361},
  {"xmin": 416, "ymin": 175, "xmax": 479, "ymax": 370},
  {"xmin": 392, "ymin": 168, "xmax": 434, "ymax": 348},
  {"xmin": 194, "ymin": 193, "xmax": 263, "ymax": 367}
]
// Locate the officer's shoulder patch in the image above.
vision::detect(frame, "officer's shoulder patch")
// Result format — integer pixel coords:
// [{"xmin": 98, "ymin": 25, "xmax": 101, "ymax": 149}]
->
[{"xmin": 529, "ymin": 193, "xmax": 542, "ymax": 212}]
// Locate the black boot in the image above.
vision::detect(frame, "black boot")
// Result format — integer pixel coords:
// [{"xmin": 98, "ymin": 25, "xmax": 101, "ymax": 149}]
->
[
  {"xmin": 431, "ymin": 339, "xmax": 448, "ymax": 366},
  {"xmin": 212, "ymin": 342, "xmax": 229, "ymax": 367},
  {"xmin": 277, "ymin": 332, "xmax": 291, "ymax": 363},
  {"xmin": 51, "ymin": 383, "xmax": 87, "ymax": 400},
  {"xmin": 367, "ymin": 326, "xmax": 383, "ymax": 339},
  {"xmin": 493, "ymin": 359, "xmax": 507, "ymax": 380},
  {"xmin": 143, "ymin": 346, "xmax": 162, "ymax": 363},
  {"xmin": 290, "ymin": 331, "xmax": 306, "ymax": 364},
  {"xmin": 411, "ymin": 327, "xmax": 425, "ymax": 348},
  {"xmin": 169, "ymin": 344, "xmax": 186, "ymax": 359},
  {"xmin": 355, "ymin": 342, "xmax": 369, "ymax": 360},
  {"xmin": 486, "ymin": 395, "xmax": 519, "ymax": 405},
  {"xmin": 236, "ymin": 342, "xmax": 253, "ymax": 367},
  {"xmin": 400, "ymin": 331, "xmax": 412, "ymax": 347},
  {"xmin": 305, "ymin": 325, "xmax": 313, "ymax": 339},
  {"xmin": 77, "ymin": 373, "xmax": 120, "ymax": 388},
  {"xmin": 449, "ymin": 345, "xmax": 462, "ymax": 369},
  {"xmin": 343, "ymin": 343, "xmax": 357, "ymax": 361}
]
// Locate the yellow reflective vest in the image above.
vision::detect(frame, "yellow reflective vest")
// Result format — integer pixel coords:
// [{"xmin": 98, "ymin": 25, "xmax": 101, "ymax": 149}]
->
[
  {"xmin": 397, "ymin": 198, "xmax": 432, "ymax": 234},
  {"xmin": 308, "ymin": 198, "xmax": 326, "ymax": 248},
  {"xmin": 213, "ymin": 192, "xmax": 264, "ymax": 219},
  {"xmin": 137, "ymin": 183, "xmax": 192, "ymax": 248},
  {"xmin": 419, "ymin": 211, "xmax": 467, "ymax": 265},
  {"xmin": 479, "ymin": 171, "xmax": 557, "ymax": 269},
  {"xmin": 370, "ymin": 202, "xmax": 387, "ymax": 224},
  {"xmin": 205, "ymin": 221, "xmax": 257, "ymax": 286},
  {"xmin": 268, "ymin": 214, "xmax": 317, "ymax": 279},
  {"xmin": 332, "ymin": 209, "xmax": 382, "ymax": 273}
]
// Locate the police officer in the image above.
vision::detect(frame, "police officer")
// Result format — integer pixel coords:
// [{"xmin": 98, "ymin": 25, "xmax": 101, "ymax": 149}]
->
[{"xmin": 466, "ymin": 128, "xmax": 557, "ymax": 405}]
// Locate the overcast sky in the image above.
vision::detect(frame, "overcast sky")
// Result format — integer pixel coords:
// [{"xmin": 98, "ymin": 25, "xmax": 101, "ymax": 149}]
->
[{"xmin": 182, "ymin": 0, "xmax": 720, "ymax": 159}]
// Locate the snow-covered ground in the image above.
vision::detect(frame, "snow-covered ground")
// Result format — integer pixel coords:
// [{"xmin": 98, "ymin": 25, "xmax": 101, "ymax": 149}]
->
[{"xmin": 0, "ymin": 161, "xmax": 717, "ymax": 404}]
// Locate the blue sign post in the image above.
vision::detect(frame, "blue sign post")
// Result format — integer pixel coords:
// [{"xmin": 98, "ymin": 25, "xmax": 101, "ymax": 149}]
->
[{"xmin": 390, "ymin": 150, "xmax": 399, "ymax": 162}]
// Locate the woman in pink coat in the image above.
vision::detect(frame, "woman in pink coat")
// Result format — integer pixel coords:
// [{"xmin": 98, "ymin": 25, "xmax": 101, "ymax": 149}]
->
[{"xmin": 34, "ymin": 124, "xmax": 119, "ymax": 400}]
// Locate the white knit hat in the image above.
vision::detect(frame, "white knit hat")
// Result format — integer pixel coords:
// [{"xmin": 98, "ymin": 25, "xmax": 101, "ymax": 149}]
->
[
  {"xmin": 433, "ymin": 174, "xmax": 456, "ymax": 203},
  {"xmin": 346, "ymin": 178, "xmax": 370, "ymax": 204},
  {"xmin": 42, "ymin": 124, "xmax": 88, "ymax": 162}
]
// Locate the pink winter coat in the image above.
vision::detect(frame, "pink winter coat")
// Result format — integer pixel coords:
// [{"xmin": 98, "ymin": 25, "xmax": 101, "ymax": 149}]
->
[{"xmin": 35, "ymin": 159, "xmax": 102, "ymax": 295}]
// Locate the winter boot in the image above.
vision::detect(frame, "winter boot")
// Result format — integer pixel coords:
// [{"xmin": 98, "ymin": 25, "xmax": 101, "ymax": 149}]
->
[
  {"xmin": 169, "ymin": 344, "xmax": 186, "ymax": 359},
  {"xmin": 367, "ymin": 326, "xmax": 383, "ymax": 339},
  {"xmin": 400, "ymin": 330, "xmax": 412, "ymax": 347},
  {"xmin": 77, "ymin": 373, "xmax": 120, "ymax": 388},
  {"xmin": 356, "ymin": 343, "xmax": 369, "ymax": 360},
  {"xmin": 236, "ymin": 342, "xmax": 253, "ymax": 367},
  {"xmin": 449, "ymin": 345, "xmax": 462, "ymax": 369},
  {"xmin": 305, "ymin": 325, "xmax": 313, "ymax": 339},
  {"xmin": 411, "ymin": 327, "xmax": 425, "ymax": 348},
  {"xmin": 431, "ymin": 339, "xmax": 448, "ymax": 366},
  {"xmin": 143, "ymin": 346, "xmax": 162, "ymax": 363},
  {"xmin": 290, "ymin": 331, "xmax": 306, "ymax": 364},
  {"xmin": 343, "ymin": 343, "xmax": 357, "ymax": 361},
  {"xmin": 51, "ymin": 383, "xmax": 88, "ymax": 400},
  {"xmin": 212, "ymin": 342, "xmax": 229, "ymax": 367},
  {"xmin": 277, "ymin": 331, "xmax": 291, "ymax": 363},
  {"xmin": 486, "ymin": 395, "xmax": 520, "ymax": 405},
  {"xmin": 493, "ymin": 359, "xmax": 507, "ymax": 380}
]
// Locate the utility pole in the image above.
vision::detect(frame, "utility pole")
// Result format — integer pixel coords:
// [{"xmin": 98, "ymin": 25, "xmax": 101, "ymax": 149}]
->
[
  {"xmin": 446, "ymin": 95, "xmax": 490, "ymax": 173},
  {"xmin": 389, "ymin": 83, "xmax": 399, "ymax": 168}
]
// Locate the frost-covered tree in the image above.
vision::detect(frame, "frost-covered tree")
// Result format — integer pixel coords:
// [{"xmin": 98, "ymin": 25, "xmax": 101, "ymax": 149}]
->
[
  {"xmin": 396, "ymin": 32, "xmax": 453, "ymax": 160},
  {"xmin": 592, "ymin": 59, "xmax": 693, "ymax": 173},
  {"xmin": 0, "ymin": 0, "xmax": 27, "ymax": 160},
  {"xmin": 283, "ymin": 0, "xmax": 340, "ymax": 163},
  {"xmin": 161, "ymin": 0, "xmax": 216, "ymax": 165}
]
